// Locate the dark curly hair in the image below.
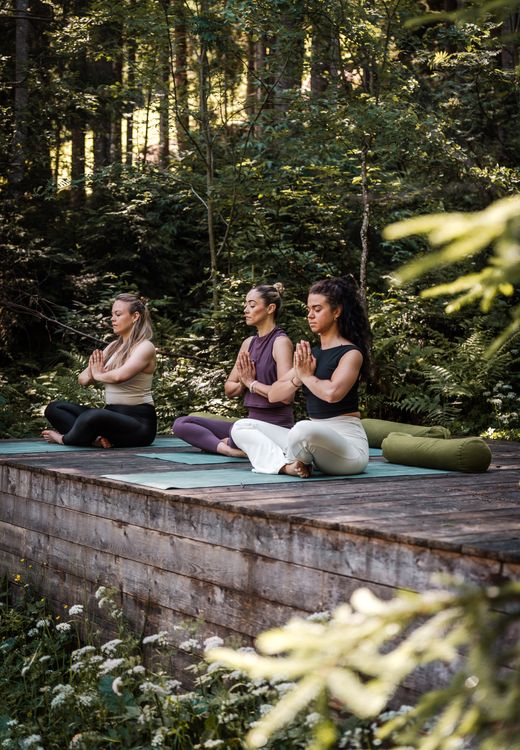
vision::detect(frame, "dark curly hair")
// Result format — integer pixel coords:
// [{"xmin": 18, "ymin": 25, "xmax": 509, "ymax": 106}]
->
[{"xmin": 309, "ymin": 275, "xmax": 372, "ymax": 380}]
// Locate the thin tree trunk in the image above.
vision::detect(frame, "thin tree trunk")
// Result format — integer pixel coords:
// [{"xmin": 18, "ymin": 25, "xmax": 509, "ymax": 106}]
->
[
  {"xmin": 159, "ymin": 5, "xmax": 170, "ymax": 166},
  {"xmin": 111, "ymin": 34, "xmax": 123, "ymax": 164},
  {"xmin": 245, "ymin": 33, "xmax": 256, "ymax": 117},
  {"xmin": 272, "ymin": 1, "xmax": 304, "ymax": 111},
  {"xmin": 173, "ymin": 0, "xmax": 189, "ymax": 154},
  {"xmin": 125, "ymin": 36, "xmax": 137, "ymax": 166},
  {"xmin": 359, "ymin": 142, "xmax": 370, "ymax": 309},
  {"xmin": 10, "ymin": 0, "xmax": 30, "ymax": 188},
  {"xmin": 199, "ymin": 0, "xmax": 218, "ymax": 312},
  {"xmin": 70, "ymin": 124, "xmax": 86, "ymax": 206}
]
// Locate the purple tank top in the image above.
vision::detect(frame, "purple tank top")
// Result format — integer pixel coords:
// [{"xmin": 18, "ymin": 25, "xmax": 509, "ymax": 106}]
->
[{"xmin": 243, "ymin": 327, "xmax": 293, "ymax": 427}]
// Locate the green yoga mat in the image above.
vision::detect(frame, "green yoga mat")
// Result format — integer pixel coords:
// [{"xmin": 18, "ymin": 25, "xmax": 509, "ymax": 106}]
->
[
  {"xmin": 102, "ymin": 462, "xmax": 453, "ymax": 490},
  {"xmin": 138, "ymin": 452, "xmax": 249, "ymax": 464},
  {"xmin": 137, "ymin": 447, "xmax": 383, "ymax": 465},
  {"xmin": 0, "ymin": 436, "xmax": 189, "ymax": 455}
]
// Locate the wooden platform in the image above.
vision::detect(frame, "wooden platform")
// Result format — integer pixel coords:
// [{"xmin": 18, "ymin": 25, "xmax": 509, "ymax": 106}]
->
[{"xmin": 0, "ymin": 438, "xmax": 519, "ymax": 696}]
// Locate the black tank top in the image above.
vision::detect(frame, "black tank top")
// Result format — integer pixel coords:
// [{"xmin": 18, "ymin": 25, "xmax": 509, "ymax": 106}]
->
[{"xmin": 303, "ymin": 344, "xmax": 362, "ymax": 418}]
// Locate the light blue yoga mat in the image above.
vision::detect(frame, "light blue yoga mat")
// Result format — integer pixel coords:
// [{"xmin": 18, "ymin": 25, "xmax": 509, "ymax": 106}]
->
[
  {"xmin": 138, "ymin": 452, "xmax": 249, "ymax": 464},
  {"xmin": 0, "ymin": 436, "xmax": 189, "ymax": 455},
  {"xmin": 102, "ymin": 462, "xmax": 453, "ymax": 490},
  {"xmin": 137, "ymin": 448, "xmax": 382, "ymax": 465}
]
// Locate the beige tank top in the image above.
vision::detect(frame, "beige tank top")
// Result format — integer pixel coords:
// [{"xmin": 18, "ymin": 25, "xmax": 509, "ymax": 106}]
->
[{"xmin": 105, "ymin": 370, "xmax": 154, "ymax": 406}]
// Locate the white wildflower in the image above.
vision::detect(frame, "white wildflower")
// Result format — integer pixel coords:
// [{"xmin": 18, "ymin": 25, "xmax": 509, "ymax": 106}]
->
[
  {"xmin": 38, "ymin": 655, "xmax": 51, "ymax": 663},
  {"xmin": 99, "ymin": 658, "xmax": 125, "ymax": 675},
  {"xmin": 139, "ymin": 681, "xmax": 168, "ymax": 696},
  {"xmin": 112, "ymin": 676, "xmax": 124, "ymax": 696},
  {"xmin": 77, "ymin": 693, "xmax": 96, "ymax": 706},
  {"xmin": 203, "ymin": 741, "xmax": 223, "ymax": 748},
  {"xmin": 305, "ymin": 712, "xmax": 322, "ymax": 727},
  {"xmin": 151, "ymin": 727, "xmax": 167, "ymax": 747},
  {"xmin": 237, "ymin": 646, "xmax": 256, "ymax": 653},
  {"xmin": 259, "ymin": 704, "xmax": 272, "ymax": 716},
  {"xmin": 95, "ymin": 586, "xmax": 108, "ymax": 600},
  {"xmin": 101, "ymin": 639, "xmax": 123, "ymax": 654},
  {"xmin": 206, "ymin": 662, "xmax": 223, "ymax": 674},
  {"xmin": 27, "ymin": 628, "xmax": 39, "ymax": 637},
  {"xmin": 306, "ymin": 610, "xmax": 330, "ymax": 622},
  {"xmin": 166, "ymin": 679, "xmax": 181, "ymax": 692},
  {"xmin": 89, "ymin": 656, "xmax": 103, "ymax": 664},
  {"xmin": 56, "ymin": 622, "xmax": 71, "ymax": 633},
  {"xmin": 35, "ymin": 619, "xmax": 48, "ymax": 629},
  {"xmin": 72, "ymin": 645, "xmax": 96, "ymax": 661},
  {"xmin": 50, "ymin": 684, "xmax": 74, "ymax": 709},
  {"xmin": 179, "ymin": 638, "xmax": 200, "ymax": 651},
  {"xmin": 6, "ymin": 720, "xmax": 18, "ymax": 727},
  {"xmin": 203, "ymin": 636, "xmax": 224, "ymax": 650},
  {"xmin": 21, "ymin": 666, "xmax": 31, "ymax": 677},
  {"xmin": 142, "ymin": 631, "xmax": 169, "ymax": 645},
  {"xmin": 68, "ymin": 605, "xmax": 84, "ymax": 616},
  {"xmin": 251, "ymin": 685, "xmax": 270, "ymax": 696},
  {"xmin": 126, "ymin": 664, "xmax": 146, "ymax": 675},
  {"xmin": 275, "ymin": 682, "xmax": 296, "ymax": 695},
  {"xmin": 224, "ymin": 669, "xmax": 246, "ymax": 681},
  {"xmin": 20, "ymin": 735, "xmax": 42, "ymax": 749}
]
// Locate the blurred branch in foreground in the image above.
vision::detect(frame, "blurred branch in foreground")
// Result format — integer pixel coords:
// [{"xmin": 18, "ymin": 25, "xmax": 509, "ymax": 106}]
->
[{"xmin": 384, "ymin": 195, "xmax": 520, "ymax": 356}]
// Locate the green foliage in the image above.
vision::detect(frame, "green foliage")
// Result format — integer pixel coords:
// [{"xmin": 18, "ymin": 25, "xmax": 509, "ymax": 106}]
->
[
  {"xmin": 209, "ymin": 580, "xmax": 520, "ymax": 750},
  {"xmin": 368, "ymin": 290, "xmax": 520, "ymax": 436},
  {"xmin": 0, "ymin": 578, "xmax": 397, "ymax": 749},
  {"xmin": 385, "ymin": 196, "xmax": 520, "ymax": 355}
]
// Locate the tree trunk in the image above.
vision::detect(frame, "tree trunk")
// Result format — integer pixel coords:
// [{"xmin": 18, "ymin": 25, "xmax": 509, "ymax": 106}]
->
[
  {"xmin": 245, "ymin": 33, "xmax": 256, "ymax": 117},
  {"xmin": 173, "ymin": 0, "xmax": 189, "ymax": 154},
  {"xmin": 70, "ymin": 125, "xmax": 86, "ymax": 206},
  {"xmin": 125, "ymin": 35, "xmax": 137, "ymax": 166},
  {"xmin": 271, "ymin": 1, "xmax": 304, "ymax": 111},
  {"xmin": 359, "ymin": 142, "xmax": 370, "ymax": 309},
  {"xmin": 199, "ymin": 0, "xmax": 218, "ymax": 312},
  {"xmin": 311, "ymin": 13, "xmax": 333, "ymax": 95},
  {"xmin": 159, "ymin": 5, "xmax": 170, "ymax": 167},
  {"xmin": 9, "ymin": 0, "xmax": 30, "ymax": 188}
]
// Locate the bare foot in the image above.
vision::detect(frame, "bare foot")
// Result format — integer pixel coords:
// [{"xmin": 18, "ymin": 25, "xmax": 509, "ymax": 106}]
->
[
  {"xmin": 281, "ymin": 460, "xmax": 311, "ymax": 478},
  {"xmin": 216, "ymin": 438, "xmax": 247, "ymax": 458},
  {"xmin": 93, "ymin": 436, "xmax": 113, "ymax": 449},
  {"xmin": 41, "ymin": 429, "xmax": 64, "ymax": 445}
]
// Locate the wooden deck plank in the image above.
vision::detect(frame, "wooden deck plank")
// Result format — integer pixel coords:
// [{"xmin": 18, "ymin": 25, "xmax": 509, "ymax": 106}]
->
[{"xmin": 0, "ymin": 437, "xmax": 518, "ymax": 699}]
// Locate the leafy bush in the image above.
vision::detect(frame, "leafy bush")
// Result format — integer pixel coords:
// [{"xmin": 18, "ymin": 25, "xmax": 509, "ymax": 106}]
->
[{"xmin": 0, "ymin": 576, "xmax": 402, "ymax": 750}]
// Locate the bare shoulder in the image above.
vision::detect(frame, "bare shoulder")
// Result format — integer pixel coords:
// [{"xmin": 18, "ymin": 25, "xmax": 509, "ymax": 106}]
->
[
  {"xmin": 133, "ymin": 340, "xmax": 156, "ymax": 357},
  {"xmin": 273, "ymin": 335, "xmax": 294, "ymax": 354},
  {"xmin": 239, "ymin": 335, "xmax": 254, "ymax": 352}
]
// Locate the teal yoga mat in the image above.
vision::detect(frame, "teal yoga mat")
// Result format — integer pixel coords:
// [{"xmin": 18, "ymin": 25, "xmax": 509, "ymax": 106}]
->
[
  {"xmin": 0, "ymin": 436, "xmax": 189, "ymax": 455},
  {"xmin": 102, "ymin": 462, "xmax": 453, "ymax": 490},
  {"xmin": 137, "ymin": 447, "xmax": 383, "ymax": 465},
  {"xmin": 138, "ymin": 452, "xmax": 249, "ymax": 464}
]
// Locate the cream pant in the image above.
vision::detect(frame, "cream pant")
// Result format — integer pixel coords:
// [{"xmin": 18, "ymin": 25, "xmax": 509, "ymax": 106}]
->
[{"xmin": 231, "ymin": 415, "xmax": 369, "ymax": 475}]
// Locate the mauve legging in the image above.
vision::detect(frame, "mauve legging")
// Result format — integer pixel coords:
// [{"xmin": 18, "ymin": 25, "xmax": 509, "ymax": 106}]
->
[
  {"xmin": 172, "ymin": 406, "xmax": 294, "ymax": 453},
  {"xmin": 172, "ymin": 415, "xmax": 235, "ymax": 452},
  {"xmin": 45, "ymin": 400, "xmax": 157, "ymax": 447}
]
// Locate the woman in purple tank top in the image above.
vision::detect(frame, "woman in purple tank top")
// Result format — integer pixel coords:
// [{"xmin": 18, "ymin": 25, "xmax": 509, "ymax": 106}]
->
[{"xmin": 172, "ymin": 284, "xmax": 294, "ymax": 457}]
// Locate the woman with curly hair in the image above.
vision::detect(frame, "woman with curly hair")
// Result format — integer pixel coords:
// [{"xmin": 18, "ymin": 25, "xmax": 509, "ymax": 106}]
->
[
  {"xmin": 230, "ymin": 276, "xmax": 371, "ymax": 477},
  {"xmin": 42, "ymin": 293, "xmax": 156, "ymax": 448}
]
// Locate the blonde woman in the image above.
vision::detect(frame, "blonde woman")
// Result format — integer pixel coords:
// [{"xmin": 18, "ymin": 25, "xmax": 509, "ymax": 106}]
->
[{"xmin": 42, "ymin": 293, "xmax": 156, "ymax": 448}]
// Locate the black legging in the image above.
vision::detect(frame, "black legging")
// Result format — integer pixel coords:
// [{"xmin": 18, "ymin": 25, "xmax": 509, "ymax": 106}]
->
[{"xmin": 44, "ymin": 400, "xmax": 157, "ymax": 447}]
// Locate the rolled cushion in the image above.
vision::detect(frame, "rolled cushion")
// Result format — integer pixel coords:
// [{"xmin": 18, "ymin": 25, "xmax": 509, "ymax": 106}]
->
[
  {"xmin": 189, "ymin": 411, "xmax": 237, "ymax": 423},
  {"xmin": 381, "ymin": 432, "xmax": 492, "ymax": 473},
  {"xmin": 361, "ymin": 418, "xmax": 451, "ymax": 448}
]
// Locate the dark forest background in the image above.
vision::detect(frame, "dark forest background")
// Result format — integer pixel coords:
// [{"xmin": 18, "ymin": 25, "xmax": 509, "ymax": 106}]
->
[{"xmin": 1, "ymin": 0, "xmax": 519, "ymax": 439}]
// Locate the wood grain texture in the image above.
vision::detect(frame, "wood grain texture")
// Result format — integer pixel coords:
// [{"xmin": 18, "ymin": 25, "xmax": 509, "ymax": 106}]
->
[{"xmin": 0, "ymin": 438, "xmax": 518, "ymax": 696}]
